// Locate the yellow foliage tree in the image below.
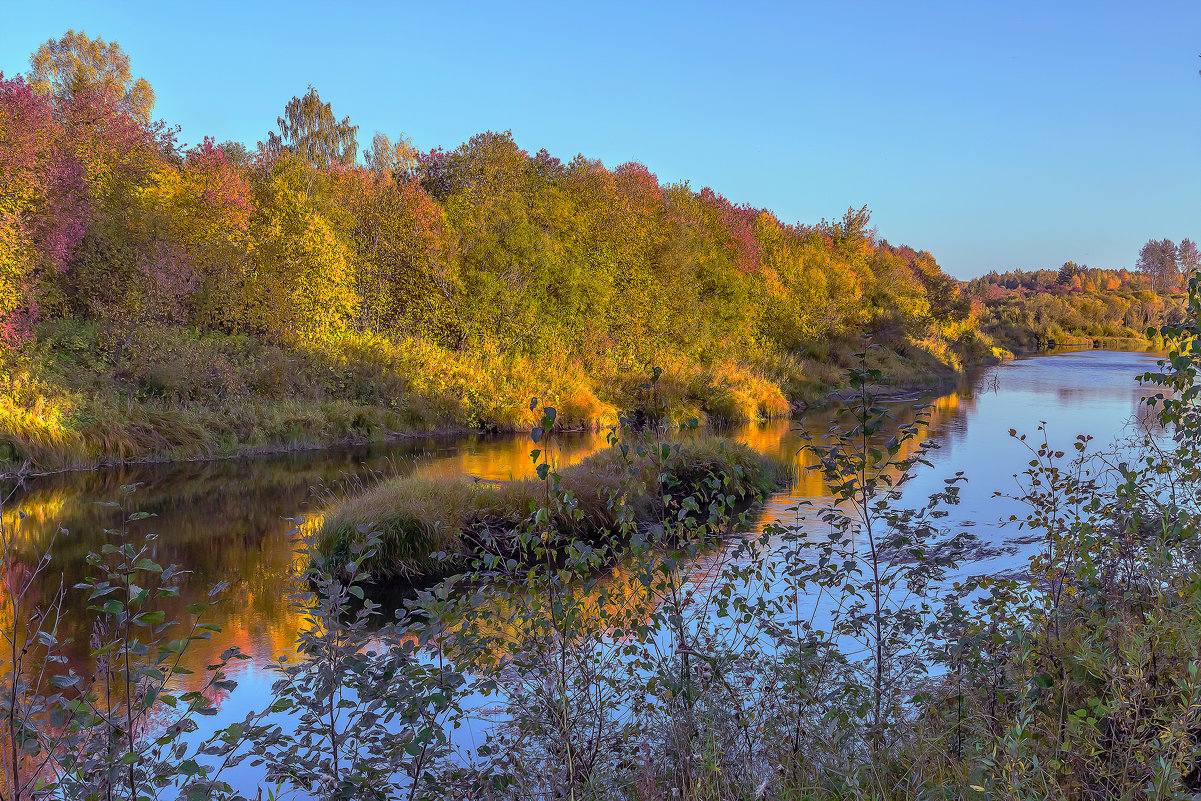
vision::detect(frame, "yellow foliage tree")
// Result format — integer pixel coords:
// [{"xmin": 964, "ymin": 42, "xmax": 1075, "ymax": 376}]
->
[{"xmin": 245, "ymin": 156, "xmax": 359, "ymax": 337}]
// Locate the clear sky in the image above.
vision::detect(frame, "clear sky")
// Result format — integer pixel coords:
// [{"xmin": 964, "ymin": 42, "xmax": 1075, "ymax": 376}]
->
[{"xmin": 2, "ymin": 0, "xmax": 1197, "ymax": 279}]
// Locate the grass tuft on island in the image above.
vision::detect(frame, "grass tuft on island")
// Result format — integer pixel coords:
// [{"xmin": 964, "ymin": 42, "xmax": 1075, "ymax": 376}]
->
[{"xmin": 313, "ymin": 435, "xmax": 791, "ymax": 581}]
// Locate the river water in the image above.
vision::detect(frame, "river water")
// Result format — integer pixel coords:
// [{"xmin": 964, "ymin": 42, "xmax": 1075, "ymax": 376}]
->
[{"xmin": 0, "ymin": 348, "xmax": 1167, "ymax": 785}]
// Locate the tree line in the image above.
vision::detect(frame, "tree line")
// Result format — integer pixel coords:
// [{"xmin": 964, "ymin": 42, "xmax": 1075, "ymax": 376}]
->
[
  {"xmin": 1, "ymin": 32, "xmax": 970, "ymax": 369},
  {"xmin": 966, "ymin": 258, "xmax": 1189, "ymax": 349}
]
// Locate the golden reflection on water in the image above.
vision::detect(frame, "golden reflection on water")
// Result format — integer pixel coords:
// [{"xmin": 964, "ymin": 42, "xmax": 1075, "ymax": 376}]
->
[
  {"xmin": 412, "ymin": 429, "xmax": 609, "ymax": 482},
  {"xmin": 440, "ymin": 559, "xmax": 661, "ymax": 670},
  {"xmin": 726, "ymin": 388, "xmax": 972, "ymax": 533},
  {"xmin": 0, "ymin": 429, "xmax": 622, "ymax": 698}
]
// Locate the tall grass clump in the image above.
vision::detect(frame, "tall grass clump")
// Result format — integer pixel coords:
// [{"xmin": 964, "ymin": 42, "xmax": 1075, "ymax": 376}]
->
[{"xmin": 315, "ymin": 421, "xmax": 789, "ymax": 580}]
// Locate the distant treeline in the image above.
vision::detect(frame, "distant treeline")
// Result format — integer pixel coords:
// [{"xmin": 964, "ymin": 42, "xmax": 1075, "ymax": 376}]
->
[{"xmin": 967, "ymin": 260, "xmax": 1190, "ymax": 350}]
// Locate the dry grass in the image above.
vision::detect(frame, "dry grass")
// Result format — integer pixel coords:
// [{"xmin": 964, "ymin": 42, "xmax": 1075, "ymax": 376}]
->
[{"xmin": 600, "ymin": 360, "xmax": 793, "ymax": 425}]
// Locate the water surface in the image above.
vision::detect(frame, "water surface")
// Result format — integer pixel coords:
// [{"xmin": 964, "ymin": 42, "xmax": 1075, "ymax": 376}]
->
[{"xmin": 0, "ymin": 348, "xmax": 1166, "ymax": 769}]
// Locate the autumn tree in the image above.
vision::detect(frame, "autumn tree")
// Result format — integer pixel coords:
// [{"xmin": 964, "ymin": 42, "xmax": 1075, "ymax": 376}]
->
[
  {"xmin": 568, "ymin": 158, "xmax": 673, "ymax": 362},
  {"xmin": 135, "ymin": 137, "xmax": 254, "ymax": 327},
  {"xmin": 0, "ymin": 74, "xmax": 89, "ymax": 343},
  {"xmin": 340, "ymin": 172, "xmax": 460, "ymax": 339},
  {"xmin": 1178, "ymin": 238, "xmax": 1200, "ymax": 281},
  {"xmin": 264, "ymin": 87, "xmax": 358, "ymax": 169},
  {"xmin": 242, "ymin": 154, "xmax": 359, "ymax": 336},
  {"xmin": 653, "ymin": 186, "xmax": 764, "ymax": 357},
  {"xmin": 1057, "ymin": 260, "xmax": 1084, "ymax": 283},
  {"xmin": 217, "ymin": 140, "xmax": 252, "ymax": 166},
  {"xmin": 428, "ymin": 131, "xmax": 564, "ymax": 353},
  {"xmin": 757, "ymin": 213, "xmax": 846, "ymax": 345},
  {"xmin": 362, "ymin": 131, "xmax": 416, "ymax": 178},
  {"xmin": 1136, "ymin": 238, "xmax": 1179, "ymax": 292},
  {"xmin": 28, "ymin": 30, "xmax": 154, "ymax": 122},
  {"xmin": 822, "ymin": 204, "xmax": 875, "ymax": 267},
  {"xmin": 45, "ymin": 80, "xmax": 175, "ymax": 320}
]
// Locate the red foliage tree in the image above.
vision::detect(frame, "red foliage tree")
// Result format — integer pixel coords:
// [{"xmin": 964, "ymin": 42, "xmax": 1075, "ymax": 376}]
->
[
  {"xmin": 698, "ymin": 186, "xmax": 763, "ymax": 274},
  {"xmin": 0, "ymin": 74, "xmax": 89, "ymax": 343},
  {"xmin": 186, "ymin": 137, "xmax": 253, "ymax": 230}
]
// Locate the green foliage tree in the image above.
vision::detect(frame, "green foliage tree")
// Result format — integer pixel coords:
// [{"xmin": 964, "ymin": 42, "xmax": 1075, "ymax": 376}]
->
[{"xmin": 244, "ymin": 154, "xmax": 359, "ymax": 336}]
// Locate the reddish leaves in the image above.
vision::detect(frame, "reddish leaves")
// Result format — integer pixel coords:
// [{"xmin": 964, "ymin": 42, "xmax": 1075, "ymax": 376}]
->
[{"xmin": 0, "ymin": 74, "xmax": 90, "ymax": 342}]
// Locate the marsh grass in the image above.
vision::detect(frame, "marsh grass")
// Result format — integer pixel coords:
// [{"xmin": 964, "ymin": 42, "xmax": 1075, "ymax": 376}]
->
[{"xmin": 315, "ymin": 435, "xmax": 790, "ymax": 580}]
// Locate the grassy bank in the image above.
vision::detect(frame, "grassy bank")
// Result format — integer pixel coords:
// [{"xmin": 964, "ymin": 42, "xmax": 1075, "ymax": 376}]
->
[
  {"xmin": 0, "ymin": 318, "xmax": 992, "ymax": 473},
  {"xmin": 313, "ymin": 435, "xmax": 790, "ymax": 580}
]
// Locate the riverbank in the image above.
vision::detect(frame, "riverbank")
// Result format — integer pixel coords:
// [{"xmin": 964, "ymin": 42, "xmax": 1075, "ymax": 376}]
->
[
  {"xmin": 1047, "ymin": 335, "xmax": 1160, "ymax": 350},
  {"xmin": 0, "ymin": 318, "xmax": 999, "ymax": 474}
]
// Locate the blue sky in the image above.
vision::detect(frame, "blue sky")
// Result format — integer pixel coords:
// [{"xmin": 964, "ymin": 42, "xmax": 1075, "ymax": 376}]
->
[{"xmin": 2, "ymin": 0, "xmax": 1197, "ymax": 278}]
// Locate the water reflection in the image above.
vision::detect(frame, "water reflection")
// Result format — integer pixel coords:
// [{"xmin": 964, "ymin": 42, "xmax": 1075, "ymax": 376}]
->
[{"xmin": 0, "ymin": 431, "xmax": 611, "ymax": 685}]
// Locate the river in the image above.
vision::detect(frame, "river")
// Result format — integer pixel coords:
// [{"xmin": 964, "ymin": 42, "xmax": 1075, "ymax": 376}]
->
[{"xmin": 0, "ymin": 347, "xmax": 1167, "ymax": 788}]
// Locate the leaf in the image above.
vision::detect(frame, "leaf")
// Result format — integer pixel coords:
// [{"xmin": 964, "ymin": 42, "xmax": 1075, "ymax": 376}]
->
[{"xmin": 49, "ymin": 674, "xmax": 80, "ymax": 689}]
